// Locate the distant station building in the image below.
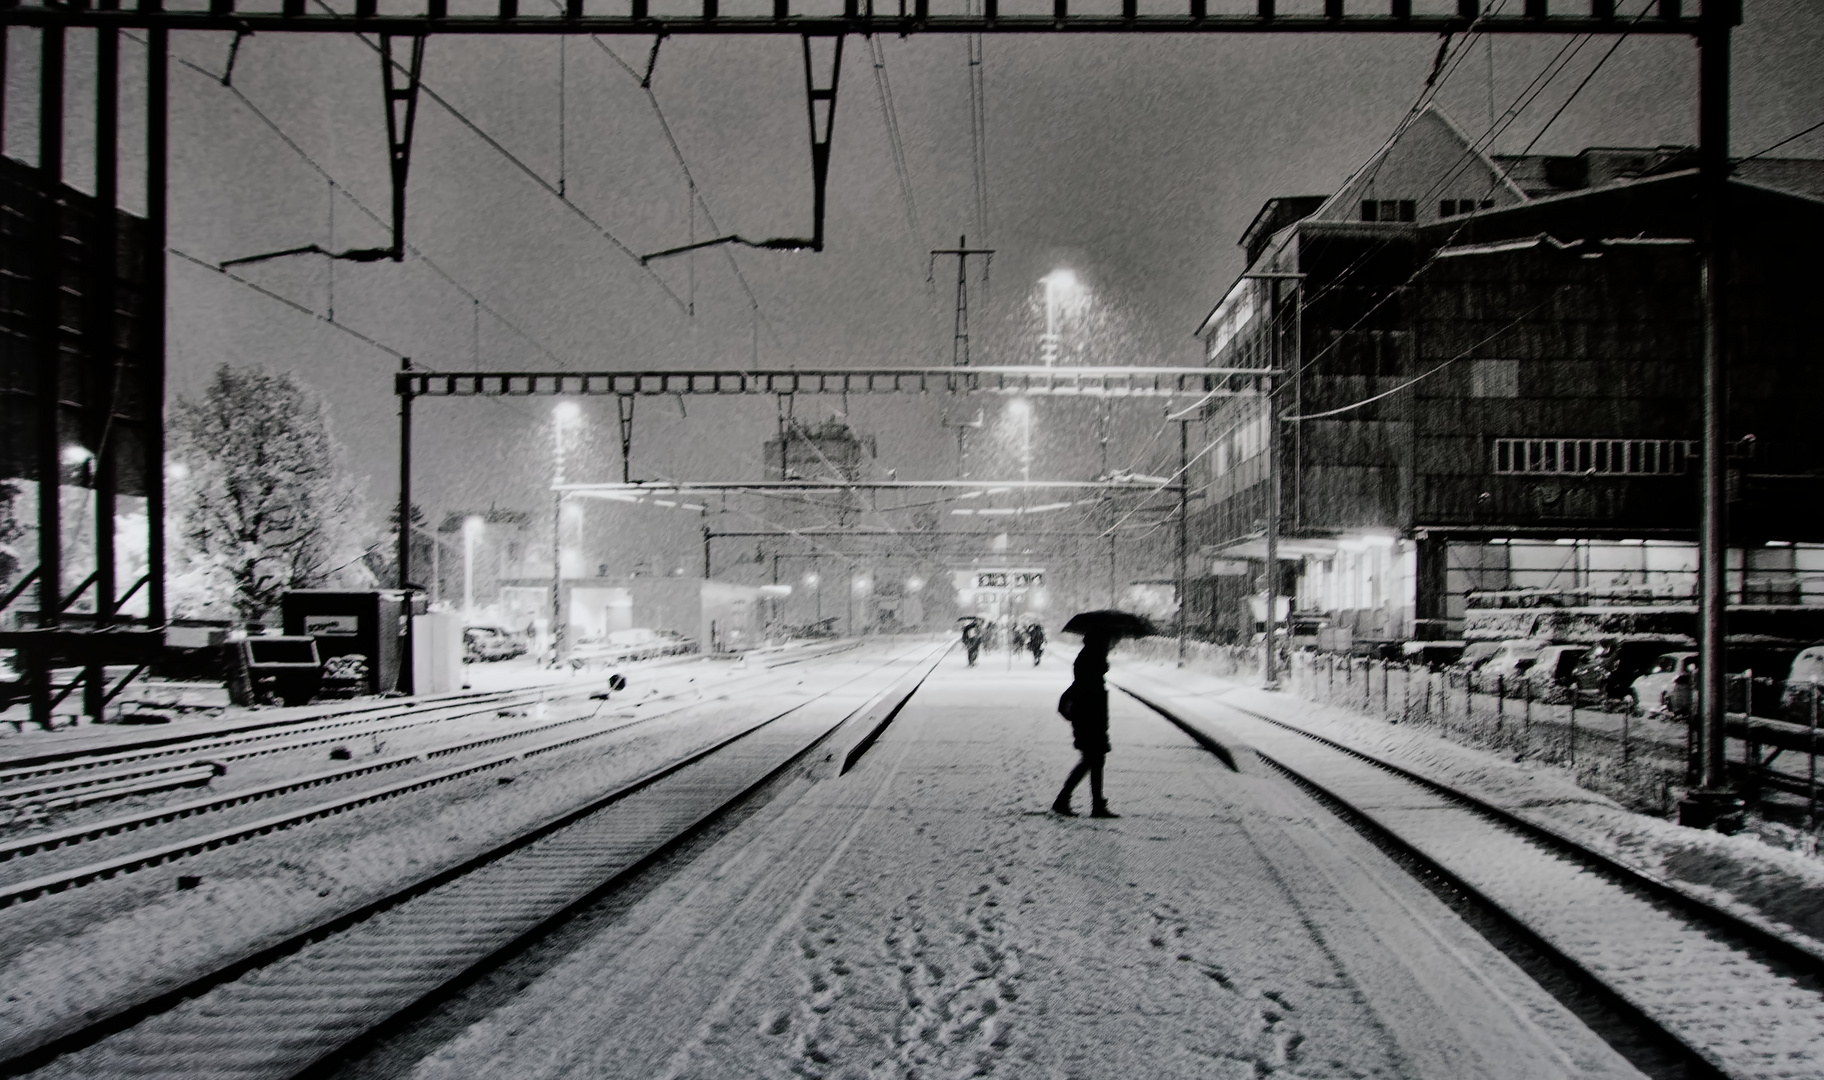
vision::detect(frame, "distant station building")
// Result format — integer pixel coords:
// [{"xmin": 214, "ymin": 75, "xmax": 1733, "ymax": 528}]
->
[
  {"xmin": 1192, "ymin": 105, "xmax": 1824, "ymax": 647},
  {"xmin": 763, "ymin": 416, "xmax": 877, "ymax": 530}
]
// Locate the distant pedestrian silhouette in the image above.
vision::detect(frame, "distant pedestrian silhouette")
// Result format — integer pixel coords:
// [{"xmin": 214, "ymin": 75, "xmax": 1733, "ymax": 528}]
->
[
  {"xmin": 1053, "ymin": 631, "xmax": 1116, "ymax": 818},
  {"xmin": 1026, "ymin": 622, "xmax": 1045, "ymax": 666},
  {"xmin": 960, "ymin": 619, "xmax": 983, "ymax": 667}
]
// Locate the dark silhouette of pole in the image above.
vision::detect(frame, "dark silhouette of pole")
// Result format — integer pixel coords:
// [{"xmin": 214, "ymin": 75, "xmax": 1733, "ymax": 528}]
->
[
  {"xmin": 398, "ymin": 358, "xmax": 415, "ymax": 693},
  {"xmin": 1684, "ymin": 0, "xmax": 1740, "ymax": 828}
]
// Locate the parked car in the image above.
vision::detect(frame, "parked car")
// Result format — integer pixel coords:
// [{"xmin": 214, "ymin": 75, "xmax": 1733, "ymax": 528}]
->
[
  {"xmin": 1782, "ymin": 646, "xmax": 1824, "ymax": 723},
  {"xmin": 463, "ymin": 625, "xmax": 528, "ymax": 663},
  {"xmin": 1401, "ymin": 640, "xmax": 1467, "ymax": 671},
  {"xmin": 1632, "ymin": 643, "xmax": 1804, "ymax": 719},
  {"xmin": 1630, "ymin": 651, "xmax": 1699, "ymax": 717},
  {"xmin": 1569, "ymin": 636, "xmax": 1694, "ymax": 708},
  {"xmin": 1522, "ymin": 644, "xmax": 1591, "ymax": 703},
  {"xmin": 1449, "ymin": 640, "xmax": 1505, "ymax": 674},
  {"xmin": 1474, "ymin": 639, "xmax": 1551, "ymax": 685}
]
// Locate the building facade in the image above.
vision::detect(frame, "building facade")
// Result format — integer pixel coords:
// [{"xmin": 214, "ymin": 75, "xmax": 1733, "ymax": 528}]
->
[{"xmin": 1193, "ymin": 106, "xmax": 1824, "ymax": 644}]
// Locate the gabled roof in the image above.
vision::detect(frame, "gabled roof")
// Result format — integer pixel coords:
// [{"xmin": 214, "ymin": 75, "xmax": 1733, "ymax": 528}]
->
[{"xmin": 1307, "ymin": 104, "xmax": 1528, "ymax": 224}]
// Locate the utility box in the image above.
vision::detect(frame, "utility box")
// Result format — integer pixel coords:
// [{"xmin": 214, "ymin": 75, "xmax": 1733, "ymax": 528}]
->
[
  {"xmin": 281, "ymin": 590, "xmax": 414, "ymax": 696},
  {"xmin": 225, "ymin": 636, "xmax": 322, "ymax": 708},
  {"xmin": 412, "ymin": 612, "xmax": 464, "ymax": 695}
]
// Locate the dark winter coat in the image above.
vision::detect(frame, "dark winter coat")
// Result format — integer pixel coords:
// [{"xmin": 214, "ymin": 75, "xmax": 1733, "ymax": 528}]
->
[{"xmin": 1066, "ymin": 641, "xmax": 1110, "ymax": 756}]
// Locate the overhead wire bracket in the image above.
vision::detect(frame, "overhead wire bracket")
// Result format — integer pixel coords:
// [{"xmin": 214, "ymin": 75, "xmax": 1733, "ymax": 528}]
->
[
  {"xmin": 641, "ymin": 34, "xmax": 843, "ymax": 264},
  {"xmin": 216, "ymin": 33, "xmax": 425, "ymax": 268},
  {"xmin": 380, "ymin": 32, "xmax": 427, "ymax": 262}
]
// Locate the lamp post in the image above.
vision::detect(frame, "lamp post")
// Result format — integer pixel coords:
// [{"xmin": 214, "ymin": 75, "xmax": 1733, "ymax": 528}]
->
[
  {"xmin": 463, "ymin": 515, "xmax": 484, "ymax": 616},
  {"xmin": 550, "ymin": 401, "xmax": 579, "ymax": 666},
  {"xmin": 1039, "ymin": 269, "xmax": 1079, "ymax": 367}
]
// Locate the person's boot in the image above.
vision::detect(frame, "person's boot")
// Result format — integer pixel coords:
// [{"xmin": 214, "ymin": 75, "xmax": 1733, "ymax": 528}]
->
[
  {"xmin": 1051, "ymin": 795, "xmax": 1076, "ymax": 816},
  {"xmin": 1090, "ymin": 802, "xmax": 1119, "ymax": 819}
]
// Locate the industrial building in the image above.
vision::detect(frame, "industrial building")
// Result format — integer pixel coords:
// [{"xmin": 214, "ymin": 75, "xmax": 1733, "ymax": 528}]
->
[{"xmin": 1192, "ymin": 106, "xmax": 1824, "ymax": 646}]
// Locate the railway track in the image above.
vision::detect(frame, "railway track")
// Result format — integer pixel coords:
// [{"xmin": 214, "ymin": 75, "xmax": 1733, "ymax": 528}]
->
[
  {"xmin": 0, "ymin": 639, "xmax": 947, "ymax": 1080},
  {"xmin": 0, "ymin": 642, "xmax": 864, "ymax": 825},
  {"xmin": 0, "ymin": 649, "xmax": 887, "ymax": 905},
  {"xmin": 1113, "ymin": 666, "xmax": 1824, "ymax": 1080}
]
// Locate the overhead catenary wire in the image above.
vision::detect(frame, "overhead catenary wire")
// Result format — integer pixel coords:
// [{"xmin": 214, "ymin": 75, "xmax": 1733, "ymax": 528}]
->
[
  {"xmin": 965, "ymin": 7, "xmax": 990, "ymax": 244},
  {"xmin": 869, "ymin": 34, "xmax": 921, "ymax": 241},
  {"xmin": 301, "ymin": 4, "xmax": 691, "ymax": 314},
  {"xmin": 1738, "ymin": 118, "xmax": 1824, "ymax": 163},
  {"xmin": 590, "ymin": 35, "xmax": 785, "ymax": 356},
  {"xmin": 160, "ymin": 46, "xmax": 575, "ymax": 367},
  {"xmin": 1274, "ymin": 0, "xmax": 1657, "ymax": 396},
  {"xmin": 171, "ymin": 247, "xmax": 407, "ymax": 360}
]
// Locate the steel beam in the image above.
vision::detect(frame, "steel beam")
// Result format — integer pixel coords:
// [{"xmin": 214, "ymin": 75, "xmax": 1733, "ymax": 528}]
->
[
  {"xmin": 398, "ymin": 366, "xmax": 1275, "ymax": 400},
  {"xmin": 561, "ymin": 480, "xmax": 1182, "ymax": 494},
  {"xmin": 0, "ymin": 10, "xmax": 1710, "ymax": 35}
]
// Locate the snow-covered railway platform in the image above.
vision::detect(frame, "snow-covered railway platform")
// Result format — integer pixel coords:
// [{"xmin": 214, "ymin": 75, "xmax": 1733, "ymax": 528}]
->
[{"xmin": 358, "ymin": 651, "xmax": 1644, "ymax": 1080}]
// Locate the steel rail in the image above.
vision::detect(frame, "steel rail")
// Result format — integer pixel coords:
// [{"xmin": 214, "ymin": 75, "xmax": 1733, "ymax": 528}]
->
[
  {"xmin": 0, "ymin": 641, "xmax": 948, "ymax": 1078},
  {"xmin": 1130, "ymin": 680, "xmax": 1824, "ymax": 977},
  {"xmin": 0, "ymin": 651, "xmax": 835, "ymax": 876},
  {"xmin": 0, "ymin": 684, "xmax": 598, "ymax": 794},
  {"xmin": 1114, "ymin": 674, "xmax": 1824, "ymax": 1080}
]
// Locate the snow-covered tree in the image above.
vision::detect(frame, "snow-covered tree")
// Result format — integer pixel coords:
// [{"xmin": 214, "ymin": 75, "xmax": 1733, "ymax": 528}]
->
[{"xmin": 167, "ymin": 364, "xmax": 375, "ymax": 623}]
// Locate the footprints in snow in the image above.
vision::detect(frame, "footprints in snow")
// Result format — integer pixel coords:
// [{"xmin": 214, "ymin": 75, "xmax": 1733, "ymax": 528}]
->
[{"xmin": 1151, "ymin": 903, "xmax": 1310, "ymax": 1076}]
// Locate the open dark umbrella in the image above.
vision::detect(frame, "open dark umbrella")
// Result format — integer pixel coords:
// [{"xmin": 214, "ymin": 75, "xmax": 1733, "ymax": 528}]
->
[
  {"xmin": 1062, "ymin": 609, "xmax": 1157, "ymax": 641},
  {"xmin": 956, "ymin": 615, "xmax": 983, "ymax": 625}
]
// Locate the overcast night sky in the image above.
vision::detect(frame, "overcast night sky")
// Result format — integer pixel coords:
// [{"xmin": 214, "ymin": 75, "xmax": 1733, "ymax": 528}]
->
[{"xmin": 5, "ymin": 1, "xmax": 1821, "ymax": 573}]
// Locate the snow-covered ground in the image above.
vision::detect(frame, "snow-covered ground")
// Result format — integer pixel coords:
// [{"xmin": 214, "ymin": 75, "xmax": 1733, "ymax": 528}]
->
[
  {"xmin": 361, "ymin": 651, "xmax": 1642, "ymax": 1080},
  {"xmin": 0, "ymin": 645, "xmax": 920, "ymax": 1064}
]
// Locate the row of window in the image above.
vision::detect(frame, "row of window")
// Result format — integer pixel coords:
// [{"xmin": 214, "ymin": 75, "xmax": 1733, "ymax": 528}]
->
[
  {"xmin": 1492, "ymin": 438, "xmax": 1699, "ymax": 476},
  {"xmin": 1358, "ymin": 198, "xmax": 1496, "ymax": 222},
  {"xmin": 1360, "ymin": 199, "xmax": 1416, "ymax": 223},
  {"xmin": 1440, "ymin": 198, "xmax": 1495, "ymax": 217}
]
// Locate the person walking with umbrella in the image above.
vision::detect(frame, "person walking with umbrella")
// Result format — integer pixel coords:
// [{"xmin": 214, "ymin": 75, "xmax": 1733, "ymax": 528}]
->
[
  {"xmin": 1025, "ymin": 619, "xmax": 1045, "ymax": 666},
  {"xmin": 1052, "ymin": 610, "xmax": 1155, "ymax": 818},
  {"xmin": 958, "ymin": 617, "xmax": 984, "ymax": 667}
]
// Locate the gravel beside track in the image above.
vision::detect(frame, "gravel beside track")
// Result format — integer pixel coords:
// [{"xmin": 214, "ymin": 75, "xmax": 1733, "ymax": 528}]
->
[
  {"xmin": 1114, "ymin": 666, "xmax": 1824, "ymax": 1080},
  {"xmin": 1, "ymin": 641, "xmax": 947, "ymax": 1080}
]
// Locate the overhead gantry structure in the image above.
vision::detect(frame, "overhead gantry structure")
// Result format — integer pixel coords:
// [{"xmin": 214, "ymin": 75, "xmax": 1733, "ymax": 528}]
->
[{"xmin": 2, "ymin": 0, "xmax": 1742, "ymax": 813}]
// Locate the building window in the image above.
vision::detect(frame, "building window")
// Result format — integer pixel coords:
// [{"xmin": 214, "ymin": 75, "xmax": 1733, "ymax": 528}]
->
[
  {"xmin": 1468, "ymin": 358, "xmax": 1519, "ymax": 398},
  {"xmin": 1492, "ymin": 438, "xmax": 1699, "ymax": 476},
  {"xmin": 1440, "ymin": 198, "xmax": 1498, "ymax": 217},
  {"xmin": 1361, "ymin": 199, "xmax": 1415, "ymax": 223}
]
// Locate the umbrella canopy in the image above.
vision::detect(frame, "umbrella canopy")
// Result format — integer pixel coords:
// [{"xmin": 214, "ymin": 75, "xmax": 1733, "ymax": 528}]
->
[
  {"xmin": 1061, "ymin": 609, "xmax": 1158, "ymax": 641},
  {"xmin": 956, "ymin": 615, "xmax": 984, "ymax": 625}
]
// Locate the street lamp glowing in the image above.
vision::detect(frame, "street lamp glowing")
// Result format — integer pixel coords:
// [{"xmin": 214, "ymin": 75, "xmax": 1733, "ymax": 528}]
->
[
  {"xmin": 804, "ymin": 573, "xmax": 820, "ymax": 588},
  {"xmin": 165, "ymin": 461, "xmax": 189, "ymax": 480},
  {"xmin": 553, "ymin": 401, "xmax": 581, "ymax": 423},
  {"xmin": 1039, "ymin": 269, "xmax": 1080, "ymax": 366},
  {"xmin": 1005, "ymin": 397, "xmax": 1032, "ymax": 422},
  {"xmin": 907, "ymin": 576, "xmax": 925, "ymax": 593}
]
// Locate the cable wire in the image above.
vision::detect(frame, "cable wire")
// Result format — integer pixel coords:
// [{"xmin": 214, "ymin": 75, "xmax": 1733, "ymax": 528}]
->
[{"xmin": 869, "ymin": 34, "xmax": 921, "ymax": 241}]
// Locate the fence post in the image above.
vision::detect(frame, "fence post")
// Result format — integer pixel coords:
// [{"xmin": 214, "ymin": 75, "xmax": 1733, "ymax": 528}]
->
[
  {"xmin": 1568, "ymin": 688, "xmax": 1577, "ymax": 766},
  {"xmin": 1809, "ymin": 685, "xmax": 1818, "ymax": 822},
  {"xmin": 1524, "ymin": 675, "xmax": 1533, "ymax": 749},
  {"xmin": 1496, "ymin": 675, "xmax": 1505, "ymax": 736},
  {"xmin": 1567, "ymin": 686, "xmax": 1576, "ymax": 768}
]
